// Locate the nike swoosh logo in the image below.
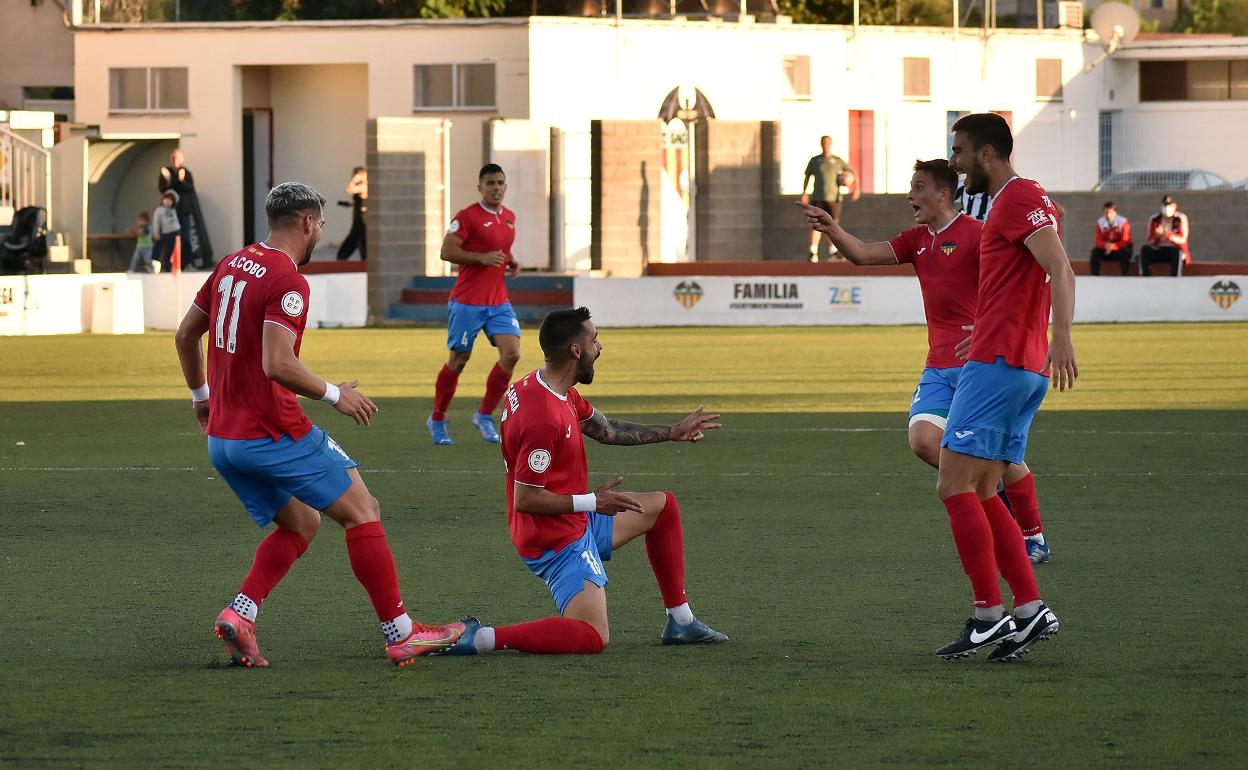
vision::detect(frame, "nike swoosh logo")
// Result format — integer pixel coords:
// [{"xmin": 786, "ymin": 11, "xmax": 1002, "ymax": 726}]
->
[
  {"xmin": 954, "ymin": 430, "xmax": 974, "ymax": 439},
  {"xmin": 969, "ymin": 618, "xmax": 1010, "ymax": 644},
  {"xmin": 917, "ymin": 247, "xmax": 927, "ymax": 255}
]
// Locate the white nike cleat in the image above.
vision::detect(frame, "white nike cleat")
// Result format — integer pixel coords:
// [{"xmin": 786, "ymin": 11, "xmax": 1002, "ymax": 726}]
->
[{"xmin": 936, "ymin": 615, "xmax": 1017, "ymax": 659}]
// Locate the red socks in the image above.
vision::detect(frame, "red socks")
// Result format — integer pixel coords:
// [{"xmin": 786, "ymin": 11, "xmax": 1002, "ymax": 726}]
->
[
  {"xmin": 431, "ymin": 365, "xmax": 460, "ymax": 421},
  {"xmin": 980, "ymin": 495, "xmax": 1041, "ymax": 607},
  {"xmin": 941, "ymin": 492, "xmax": 1001, "ymax": 608},
  {"xmin": 479, "ymin": 363, "xmax": 513, "ymax": 415},
  {"xmin": 646, "ymin": 491, "xmax": 688, "ymax": 609},
  {"xmin": 494, "ymin": 617, "xmax": 604, "ymax": 654},
  {"xmin": 239, "ymin": 528, "xmax": 308, "ymax": 603},
  {"xmin": 344, "ymin": 522, "xmax": 405, "ymax": 622},
  {"xmin": 1004, "ymin": 473, "xmax": 1044, "ymax": 537}
]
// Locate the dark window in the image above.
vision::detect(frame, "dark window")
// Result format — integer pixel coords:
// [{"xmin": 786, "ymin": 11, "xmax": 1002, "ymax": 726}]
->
[
  {"xmin": 414, "ymin": 63, "xmax": 496, "ymax": 110},
  {"xmin": 1140, "ymin": 61, "xmax": 1187, "ymax": 101}
]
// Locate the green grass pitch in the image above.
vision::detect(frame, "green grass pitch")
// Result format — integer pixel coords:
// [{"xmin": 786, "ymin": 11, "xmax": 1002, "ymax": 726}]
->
[{"xmin": 1, "ymin": 323, "xmax": 1246, "ymax": 767}]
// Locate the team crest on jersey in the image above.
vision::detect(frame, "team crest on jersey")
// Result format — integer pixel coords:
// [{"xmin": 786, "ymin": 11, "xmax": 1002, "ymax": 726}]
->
[
  {"xmin": 673, "ymin": 280, "xmax": 704, "ymax": 310},
  {"xmin": 506, "ymin": 219, "xmax": 515, "ymax": 229},
  {"xmin": 527, "ymin": 449, "xmax": 551, "ymax": 473},
  {"xmin": 1209, "ymin": 280, "xmax": 1241, "ymax": 311},
  {"xmin": 940, "ymin": 241, "xmax": 957, "ymax": 256},
  {"xmin": 281, "ymin": 291, "xmax": 304, "ymax": 317}
]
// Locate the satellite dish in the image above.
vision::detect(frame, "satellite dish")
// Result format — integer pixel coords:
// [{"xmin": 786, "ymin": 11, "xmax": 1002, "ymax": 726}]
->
[{"xmin": 1091, "ymin": 2, "xmax": 1140, "ymax": 56}]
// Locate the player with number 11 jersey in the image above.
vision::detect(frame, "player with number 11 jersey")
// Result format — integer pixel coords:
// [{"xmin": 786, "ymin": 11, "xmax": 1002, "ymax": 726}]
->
[{"xmin": 176, "ymin": 182, "xmax": 461, "ymax": 668}]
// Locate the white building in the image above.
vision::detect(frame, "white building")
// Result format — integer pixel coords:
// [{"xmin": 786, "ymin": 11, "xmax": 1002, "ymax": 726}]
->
[{"xmin": 61, "ymin": 16, "xmax": 1247, "ymax": 270}]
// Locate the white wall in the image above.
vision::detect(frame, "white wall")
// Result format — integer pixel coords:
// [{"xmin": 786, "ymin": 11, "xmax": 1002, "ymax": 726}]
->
[{"xmin": 269, "ymin": 64, "xmax": 368, "ymax": 258}]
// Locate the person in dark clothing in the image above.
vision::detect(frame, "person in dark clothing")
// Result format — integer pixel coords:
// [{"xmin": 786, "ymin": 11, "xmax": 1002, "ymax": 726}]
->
[
  {"xmin": 336, "ymin": 167, "xmax": 368, "ymax": 261},
  {"xmin": 159, "ymin": 149, "xmax": 215, "ymax": 270},
  {"xmin": 1139, "ymin": 195, "xmax": 1190, "ymax": 277}
]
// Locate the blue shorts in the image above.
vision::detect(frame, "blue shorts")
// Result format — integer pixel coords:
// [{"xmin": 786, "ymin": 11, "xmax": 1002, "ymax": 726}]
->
[
  {"xmin": 908, "ymin": 366, "xmax": 962, "ymax": 429},
  {"xmin": 208, "ymin": 426, "xmax": 358, "ymax": 528},
  {"xmin": 941, "ymin": 356, "xmax": 1048, "ymax": 465},
  {"xmin": 521, "ymin": 513, "xmax": 615, "ymax": 615},
  {"xmin": 447, "ymin": 301, "xmax": 521, "ymax": 352}
]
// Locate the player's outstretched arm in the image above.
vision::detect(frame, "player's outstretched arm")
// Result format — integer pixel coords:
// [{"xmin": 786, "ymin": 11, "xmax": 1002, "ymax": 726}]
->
[
  {"xmin": 794, "ymin": 202, "xmax": 895, "ymax": 265},
  {"xmin": 580, "ymin": 406, "xmax": 721, "ymax": 446},
  {"xmin": 261, "ymin": 323, "xmax": 379, "ymax": 425},
  {"xmin": 513, "ymin": 476, "xmax": 644, "ymax": 516},
  {"xmin": 174, "ymin": 305, "xmax": 211, "ymax": 433},
  {"xmin": 1025, "ymin": 226, "xmax": 1078, "ymax": 392}
]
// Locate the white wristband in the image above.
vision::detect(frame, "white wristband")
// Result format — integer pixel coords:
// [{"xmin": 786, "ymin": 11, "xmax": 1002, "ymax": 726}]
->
[
  {"xmin": 571, "ymin": 493, "xmax": 597, "ymax": 513},
  {"xmin": 190, "ymin": 384, "xmax": 210, "ymax": 402},
  {"xmin": 321, "ymin": 382, "xmax": 341, "ymax": 405}
]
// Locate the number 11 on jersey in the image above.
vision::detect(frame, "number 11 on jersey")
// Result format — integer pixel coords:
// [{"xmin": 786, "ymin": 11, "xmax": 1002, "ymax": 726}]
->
[{"xmin": 215, "ymin": 275, "xmax": 248, "ymax": 353}]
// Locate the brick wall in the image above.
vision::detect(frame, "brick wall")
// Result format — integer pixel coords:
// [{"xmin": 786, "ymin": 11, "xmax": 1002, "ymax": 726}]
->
[
  {"xmin": 591, "ymin": 120, "xmax": 662, "ymax": 278},
  {"xmin": 695, "ymin": 120, "xmax": 772, "ymax": 262},
  {"xmin": 366, "ymin": 117, "xmax": 446, "ymax": 322}
]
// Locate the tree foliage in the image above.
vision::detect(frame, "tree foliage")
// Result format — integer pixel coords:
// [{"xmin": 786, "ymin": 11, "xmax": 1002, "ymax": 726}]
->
[{"xmin": 1172, "ymin": 0, "xmax": 1248, "ymax": 35}]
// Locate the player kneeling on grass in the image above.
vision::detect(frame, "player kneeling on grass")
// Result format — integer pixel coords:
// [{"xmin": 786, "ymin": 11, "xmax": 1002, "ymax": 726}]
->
[
  {"xmin": 433, "ymin": 307, "xmax": 728, "ymax": 655},
  {"xmin": 174, "ymin": 182, "xmax": 463, "ymax": 668}
]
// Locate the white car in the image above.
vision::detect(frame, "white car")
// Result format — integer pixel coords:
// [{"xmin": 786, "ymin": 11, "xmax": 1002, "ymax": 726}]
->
[{"xmin": 1093, "ymin": 169, "xmax": 1232, "ymax": 192}]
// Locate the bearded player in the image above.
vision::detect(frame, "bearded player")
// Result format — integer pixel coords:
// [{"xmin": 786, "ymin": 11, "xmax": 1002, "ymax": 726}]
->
[
  {"xmin": 798, "ymin": 159, "xmax": 1051, "ymax": 565},
  {"xmin": 929, "ymin": 112, "xmax": 1075, "ymax": 661},
  {"xmin": 426, "ymin": 163, "xmax": 522, "ymax": 446},
  {"xmin": 174, "ymin": 183, "xmax": 461, "ymax": 667},
  {"xmin": 432, "ymin": 307, "xmax": 728, "ymax": 655}
]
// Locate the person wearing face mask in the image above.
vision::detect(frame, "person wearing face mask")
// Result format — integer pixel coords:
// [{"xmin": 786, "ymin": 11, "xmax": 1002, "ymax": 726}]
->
[
  {"xmin": 1139, "ymin": 195, "xmax": 1189, "ymax": 277},
  {"xmin": 1090, "ymin": 201, "xmax": 1133, "ymax": 276}
]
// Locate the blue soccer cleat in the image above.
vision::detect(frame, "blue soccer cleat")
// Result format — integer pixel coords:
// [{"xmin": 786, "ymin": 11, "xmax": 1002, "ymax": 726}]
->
[
  {"xmin": 661, "ymin": 616, "xmax": 729, "ymax": 645},
  {"xmin": 426, "ymin": 416, "xmax": 454, "ymax": 446},
  {"xmin": 472, "ymin": 412, "xmax": 501, "ymax": 444},
  {"xmin": 430, "ymin": 616, "xmax": 482, "ymax": 656},
  {"xmin": 1026, "ymin": 538, "xmax": 1051, "ymax": 565}
]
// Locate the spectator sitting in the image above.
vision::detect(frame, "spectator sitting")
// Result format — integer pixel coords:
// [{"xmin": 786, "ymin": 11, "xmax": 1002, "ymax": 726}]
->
[
  {"xmin": 1139, "ymin": 195, "xmax": 1189, "ymax": 277},
  {"xmin": 151, "ymin": 191, "xmax": 181, "ymax": 273},
  {"xmin": 1090, "ymin": 201, "xmax": 1133, "ymax": 276}
]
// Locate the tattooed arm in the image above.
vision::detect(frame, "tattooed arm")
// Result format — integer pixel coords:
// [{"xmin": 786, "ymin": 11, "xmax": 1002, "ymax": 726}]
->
[{"xmin": 580, "ymin": 405, "xmax": 721, "ymax": 446}]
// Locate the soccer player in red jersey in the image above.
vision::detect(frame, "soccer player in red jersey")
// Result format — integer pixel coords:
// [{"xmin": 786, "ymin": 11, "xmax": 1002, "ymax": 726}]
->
[
  {"xmin": 431, "ymin": 307, "xmax": 729, "ymax": 655},
  {"xmin": 173, "ymin": 183, "xmax": 461, "ymax": 667},
  {"xmin": 931, "ymin": 113, "xmax": 1076, "ymax": 661},
  {"xmin": 798, "ymin": 160, "xmax": 1052, "ymax": 564},
  {"xmin": 426, "ymin": 163, "xmax": 522, "ymax": 446}
]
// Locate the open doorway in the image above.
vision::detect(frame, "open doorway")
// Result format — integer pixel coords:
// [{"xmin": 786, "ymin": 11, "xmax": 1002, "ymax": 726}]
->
[{"xmin": 242, "ymin": 108, "xmax": 273, "ymax": 246}]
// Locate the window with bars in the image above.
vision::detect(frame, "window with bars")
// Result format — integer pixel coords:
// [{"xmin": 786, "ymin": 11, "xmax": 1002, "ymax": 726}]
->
[
  {"xmin": 414, "ymin": 63, "xmax": 496, "ymax": 110},
  {"xmin": 108, "ymin": 67, "xmax": 188, "ymax": 113}
]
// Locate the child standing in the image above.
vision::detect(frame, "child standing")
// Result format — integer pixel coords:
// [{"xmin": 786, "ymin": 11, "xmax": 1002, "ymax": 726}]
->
[
  {"xmin": 127, "ymin": 211, "xmax": 154, "ymax": 272},
  {"xmin": 152, "ymin": 191, "xmax": 181, "ymax": 273}
]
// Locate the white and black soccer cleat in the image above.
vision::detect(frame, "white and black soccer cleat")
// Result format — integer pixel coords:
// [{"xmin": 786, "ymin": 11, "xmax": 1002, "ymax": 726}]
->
[
  {"xmin": 936, "ymin": 615, "xmax": 1017, "ymax": 659},
  {"xmin": 987, "ymin": 605, "xmax": 1059, "ymax": 662}
]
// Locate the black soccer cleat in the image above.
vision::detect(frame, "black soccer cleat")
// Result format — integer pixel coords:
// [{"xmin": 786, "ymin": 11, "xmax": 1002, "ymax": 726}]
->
[
  {"xmin": 987, "ymin": 605, "xmax": 1059, "ymax": 662},
  {"xmin": 936, "ymin": 615, "xmax": 1017, "ymax": 659}
]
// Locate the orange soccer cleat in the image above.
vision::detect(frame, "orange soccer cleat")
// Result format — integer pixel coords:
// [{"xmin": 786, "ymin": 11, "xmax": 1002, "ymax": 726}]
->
[
  {"xmin": 386, "ymin": 621, "xmax": 466, "ymax": 667},
  {"xmin": 214, "ymin": 607, "xmax": 269, "ymax": 668}
]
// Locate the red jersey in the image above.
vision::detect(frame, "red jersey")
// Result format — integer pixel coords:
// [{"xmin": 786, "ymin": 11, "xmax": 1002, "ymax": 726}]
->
[
  {"xmin": 888, "ymin": 213, "xmax": 983, "ymax": 369},
  {"xmin": 192, "ymin": 243, "xmax": 313, "ymax": 441},
  {"xmin": 970, "ymin": 177, "xmax": 1059, "ymax": 375},
  {"xmin": 500, "ymin": 369, "xmax": 595, "ymax": 559},
  {"xmin": 448, "ymin": 202, "xmax": 515, "ymax": 306}
]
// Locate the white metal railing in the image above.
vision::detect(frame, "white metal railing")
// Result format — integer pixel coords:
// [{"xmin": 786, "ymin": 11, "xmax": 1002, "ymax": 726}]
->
[{"xmin": 0, "ymin": 126, "xmax": 52, "ymax": 224}]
